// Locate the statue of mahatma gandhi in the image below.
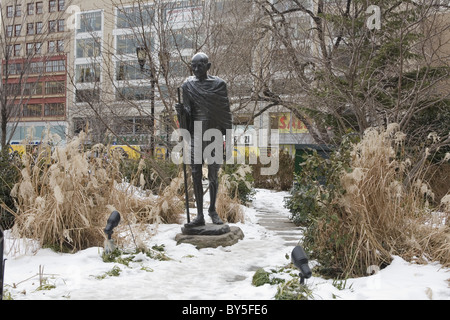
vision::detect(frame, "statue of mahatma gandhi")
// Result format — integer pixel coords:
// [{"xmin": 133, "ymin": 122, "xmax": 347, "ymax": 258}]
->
[{"xmin": 176, "ymin": 52, "xmax": 232, "ymax": 228}]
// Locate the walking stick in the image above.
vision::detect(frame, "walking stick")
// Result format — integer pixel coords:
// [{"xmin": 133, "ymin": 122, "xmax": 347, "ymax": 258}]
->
[
  {"xmin": 0, "ymin": 227, "xmax": 5, "ymax": 300},
  {"xmin": 177, "ymin": 87, "xmax": 190, "ymax": 223}
]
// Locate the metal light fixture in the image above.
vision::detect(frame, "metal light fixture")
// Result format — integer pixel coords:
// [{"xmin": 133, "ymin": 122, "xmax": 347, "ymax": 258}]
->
[
  {"xmin": 291, "ymin": 245, "xmax": 312, "ymax": 284},
  {"xmin": 136, "ymin": 46, "xmax": 146, "ymax": 72},
  {"xmin": 103, "ymin": 211, "xmax": 121, "ymax": 254}
]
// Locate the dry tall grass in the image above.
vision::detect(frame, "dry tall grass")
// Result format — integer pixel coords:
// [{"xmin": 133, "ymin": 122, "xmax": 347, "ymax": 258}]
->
[
  {"xmin": 322, "ymin": 124, "xmax": 449, "ymax": 275},
  {"xmin": 10, "ymin": 132, "xmax": 183, "ymax": 252},
  {"xmin": 216, "ymin": 166, "xmax": 248, "ymax": 223}
]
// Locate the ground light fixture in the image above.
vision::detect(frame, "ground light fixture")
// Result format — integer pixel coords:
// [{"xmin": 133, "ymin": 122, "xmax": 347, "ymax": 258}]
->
[
  {"xmin": 291, "ymin": 245, "xmax": 312, "ymax": 284},
  {"xmin": 103, "ymin": 211, "xmax": 121, "ymax": 254}
]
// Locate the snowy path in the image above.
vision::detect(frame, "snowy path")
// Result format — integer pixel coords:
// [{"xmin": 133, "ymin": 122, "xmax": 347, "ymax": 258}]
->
[{"xmin": 251, "ymin": 189, "xmax": 303, "ymax": 246}]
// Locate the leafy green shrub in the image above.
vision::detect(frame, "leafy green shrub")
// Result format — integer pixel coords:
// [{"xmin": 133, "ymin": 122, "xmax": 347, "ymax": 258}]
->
[
  {"xmin": 252, "ymin": 150, "xmax": 294, "ymax": 191},
  {"xmin": 0, "ymin": 150, "xmax": 20, "ymax": 229}
]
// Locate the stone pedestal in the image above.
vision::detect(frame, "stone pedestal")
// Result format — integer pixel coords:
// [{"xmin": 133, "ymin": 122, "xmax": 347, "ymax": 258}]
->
[{"xmin": 175, "ymin": 224, "xmax": 244, "ymax": 249}]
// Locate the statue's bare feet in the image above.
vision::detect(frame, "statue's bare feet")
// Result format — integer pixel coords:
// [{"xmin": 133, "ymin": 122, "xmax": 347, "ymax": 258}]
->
[
  {"xmin": 208, "ymin": 211, "xmax": 224, "ymax": 225},
  {"xmin": 184, "ymin": 215, "xmax": 205, "ymax": 228}
]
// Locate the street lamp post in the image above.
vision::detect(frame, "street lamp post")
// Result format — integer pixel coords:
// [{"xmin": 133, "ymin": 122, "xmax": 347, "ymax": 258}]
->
[{"xmin": 136, "ymin": 46, "xmax": 155, "ymax": 156}]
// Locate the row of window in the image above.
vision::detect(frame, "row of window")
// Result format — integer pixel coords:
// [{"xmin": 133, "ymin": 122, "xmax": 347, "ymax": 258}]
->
[
  {"xmin": 6, "ymin": 19, "xmax": 65, "ymax": 37},
  {"xmin": 5, "ymin": 60, "xmax": 65, "ymax": 76},
  {"xmin": 7, "ymin": 40, "xmax": 64, "ymax": 58},
  {"xmin": 6, "ymin": 80, "xmax": 65, "ymax": 97},
  {"xmin": 6, "ymin": 0, "xmax": 65, "ymax": 18},
  {"xmin": 22, "ymin": 102, "xmax": 65, "ymax": 118}
]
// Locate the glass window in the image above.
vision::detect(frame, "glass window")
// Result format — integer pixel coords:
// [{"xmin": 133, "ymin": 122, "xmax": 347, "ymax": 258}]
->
[
  {"xmin": 23, "ymin": 104, "xmax": 42, "ymax": 117},
  {"xmin": 77, "ymin": 11, "xmax": 102, "ymax": 33},
  {"xmin": 116, "ymin": 5, "xmax": 154, "ymax": 29},
  {"xmin": 45, "ymin": 81, "xmax": 65, "ymax": 95},
  {"xmin": 49, "ymin": 0, "xmax": 57, "ymax": 12},
  {"xmin": 7, "ymin": 6, "xmax": 13, "ymax": 18},
  {"xmin": 76, "ymin": 38, "xmax": 101, "ymax": 58},
  {"xmin": 115, "ymin": 60, "xmax": 145, "ymax": 80},
  {"xmin": 27, "ymin": 23, "xmax": 35, "ymax": 35},
  {"xmin": 75, "ymin": 63, "xmax": 100, "ymax": 83},
  {"xmin": 45, "ymin": 60, "xmax": 65, "ymax": 72},
  {"xmin": 116, "ymin": 34, "xmax": 152, "ymax": 55},
  {"xmin": 36, "ymin": 22, "xmax": 43, "ymax": 34},
  {"xmin": 44, "ymin": 103, "xmax": 65, "ymax": 116},
  {"xmin": 15, "ymin": 25, "xmax": 22, "ymax": 37},
  {"xmin": 116, "ymin": 86, "xmax": 152, "ymax": 101},
  {"xmin": 36, "ymin": 2, "xmax": 43, "ymax": 14},
  {"xmin": 27, "ymin": 3, "xmax": 34, "ymax": 15},
  {"xmin": 76, "ymin": 89, "xmax": 100, "ymax": 103},
  {"xmin": 15, "ymin": 5, "xmax": 21, "ymax": 17},
  {"xmin": 49, "ymin": 20, "xmax": 56, "ymax": 33},
  {"xmin": 58, "ymin": 0, "xmax": 65, "ymax": 11},
  {"xmin": 6, "ymin": 25, "xmax": 13, "ymax": 37}
]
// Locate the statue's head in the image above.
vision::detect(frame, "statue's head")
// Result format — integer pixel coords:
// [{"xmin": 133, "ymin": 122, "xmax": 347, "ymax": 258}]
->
[{"xmin": 191, "ymin": 52, "xmax": 211, "ymax": 81}]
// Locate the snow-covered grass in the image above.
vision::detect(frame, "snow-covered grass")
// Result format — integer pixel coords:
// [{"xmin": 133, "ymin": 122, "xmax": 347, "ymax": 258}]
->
[{"xmin": 2, "ymin": 189, "xmax": 449, "ymax": 300}]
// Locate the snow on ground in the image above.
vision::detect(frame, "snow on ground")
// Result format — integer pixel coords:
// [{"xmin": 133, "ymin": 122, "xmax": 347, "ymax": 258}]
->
[{"xmin": 2, "ymin": 189, "xmax": 449, "ymax": 300}]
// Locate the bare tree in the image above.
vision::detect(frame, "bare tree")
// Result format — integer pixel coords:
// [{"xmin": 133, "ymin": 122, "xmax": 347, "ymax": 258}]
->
[{"xmin": 249, "ymin": 0, "xmax": 450, "ymax": 146}]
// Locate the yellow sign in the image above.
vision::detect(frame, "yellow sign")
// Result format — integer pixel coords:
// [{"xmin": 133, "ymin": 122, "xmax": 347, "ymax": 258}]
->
[{"xmin": 277, "ymin": 113, "xmax": 308, "ymax": 133}]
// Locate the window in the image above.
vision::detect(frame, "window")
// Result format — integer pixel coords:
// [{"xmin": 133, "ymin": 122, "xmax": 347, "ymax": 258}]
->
[
  {"xmin": 23, "ymin": 82, "xmax": 43, "ymax": 95},
  {"xmin": 116, "ymin": 86, "xmax": 153, "ymax": 101},
  {"xmin": 76, "ymin": 38, "xmax": 101, "ymax": 58},
  {"xmin": 116, "ymin": 61, "xmax": 145, "ymax": 80},
  {"xmin": 46, "ymin": 60, "xmax": 65, "ymax": 72},
  {"xmin": 15, "ymin": 24, "xmax": 22, "ymax": 37},
  {"xmin": 26, "ymin": 43, "xmax": 34, "ymax": 56},
  {"xmin": 116, "ymin": 5, "xmax": 154, "ymax": 29},
  {"xmin": 27, "ymin": 3, "xmax": 34, "ymax": 15},
  {"xmin": 3, "ymin": 62, "xmax": 21, "ymax": 76},
  {"xmin": 30, "ymin": 61, "xmax": 44, "ymax": 74},
  {"xmin": 26, "ymin": 43, "xmax": 41, "ymax": 56},
  {"xmin": 23, "ymin": 104, "xmax": 42, "ymax": 117},
  {"xmin": 58, "ymin": 0, "xmax": 65, "ymax": 11},
  {"xmin": 36, "ymin": 22, "xmax": 43, "ymax": 34},
  {"xmin": 77, "ymin": 11, "xmax": 102, "ymax": 33},
  {"xmin": 57, "ymin": 40, "xmax": 64, "ymax": 52},
  {"xmin": 7, "ymin": 6, "xmax": 13, "ymax": 18},
  {"xmin": 6, "ymin": 25, "xmax": 13, "ymax": 37},
  {"xmin": 76, "ymin": 63, "xmax": 100, "ymax": 83},
  {"xmin": 45, "ymin": 81, "xmax": 65, "ymax": 95},
  {"xmin": 14, "ymin": 44, "xmax": 21, "ymax": 57},
  {"xmin": 3, "ymin": 62, "xmax": 22, "ymax": 76},
  {"xmin": 49, "ymin": 20, "xmax": 56, "ymax": 33},
  {"xmin": 57, "ymin": 19, "xmax": 64, "ymax": 32},
  {"xmin": 15, "ymin": 4, "xmax": 21, "ymax": 17},
  {"xmin": 36, "ymin": 2, "xmax": 43, "ymax": 14},
  {"xmin": 76, "ymin": 88, "xmax": 100, "ymax": 103},
  {"xmin": 35, "ymin": 42, "xmax": 42, "ymax": 54},
  {"xmin": 45, "ymin": 103, "xmax": 65, "ymax": 116},
  {"xmin": 49, "ymin": 0, "xmax": 57, "ymax": 12},
  {"xmin": 27, "ymin": 22, "xmax": 35, "ymax": 35},
  {"xmin": 48, "ymin": 40, "xmax": 56, "ymax": 53},
  {"xmin": 116, "ymin": 34, "xmax": 145, "ymax": 55}
]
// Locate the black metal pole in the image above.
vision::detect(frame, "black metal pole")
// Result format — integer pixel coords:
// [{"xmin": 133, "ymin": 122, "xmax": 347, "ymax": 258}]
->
[
  {"xmin": 0, "ymin": 227, "xmax": 5, "ymax": 300},
  {"xmin": 178, "ymin": 87, "xmax": 190, "ymax": 223}
]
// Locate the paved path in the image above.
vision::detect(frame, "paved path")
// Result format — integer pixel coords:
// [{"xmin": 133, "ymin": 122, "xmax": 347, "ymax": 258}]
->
[{"xmin": 252, "ymin": 189, "xmax": 303, "ymax": 247}]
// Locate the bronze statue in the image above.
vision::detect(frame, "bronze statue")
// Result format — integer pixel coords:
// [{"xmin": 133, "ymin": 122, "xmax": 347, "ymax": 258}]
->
[{"xmin": 176, "ymin": 52, "xmax": 232, "ymax": 228}]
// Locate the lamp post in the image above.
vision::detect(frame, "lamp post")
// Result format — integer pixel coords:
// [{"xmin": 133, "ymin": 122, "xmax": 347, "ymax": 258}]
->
[{"xmin": 136, "ymin": 46, "xmax": 155, "ymax": 156}]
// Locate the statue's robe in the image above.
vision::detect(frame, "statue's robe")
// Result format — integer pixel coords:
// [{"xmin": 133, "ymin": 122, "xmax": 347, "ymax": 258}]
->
[{"xmin": 180, "ymin": 75, "xmax": 232, "ymax": 136}]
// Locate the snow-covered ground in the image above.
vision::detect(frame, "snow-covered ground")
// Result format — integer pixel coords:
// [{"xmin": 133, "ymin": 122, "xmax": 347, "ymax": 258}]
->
[{"xmin": 1, "ymin": 189, "xmax": 449, "ymax": 300}]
